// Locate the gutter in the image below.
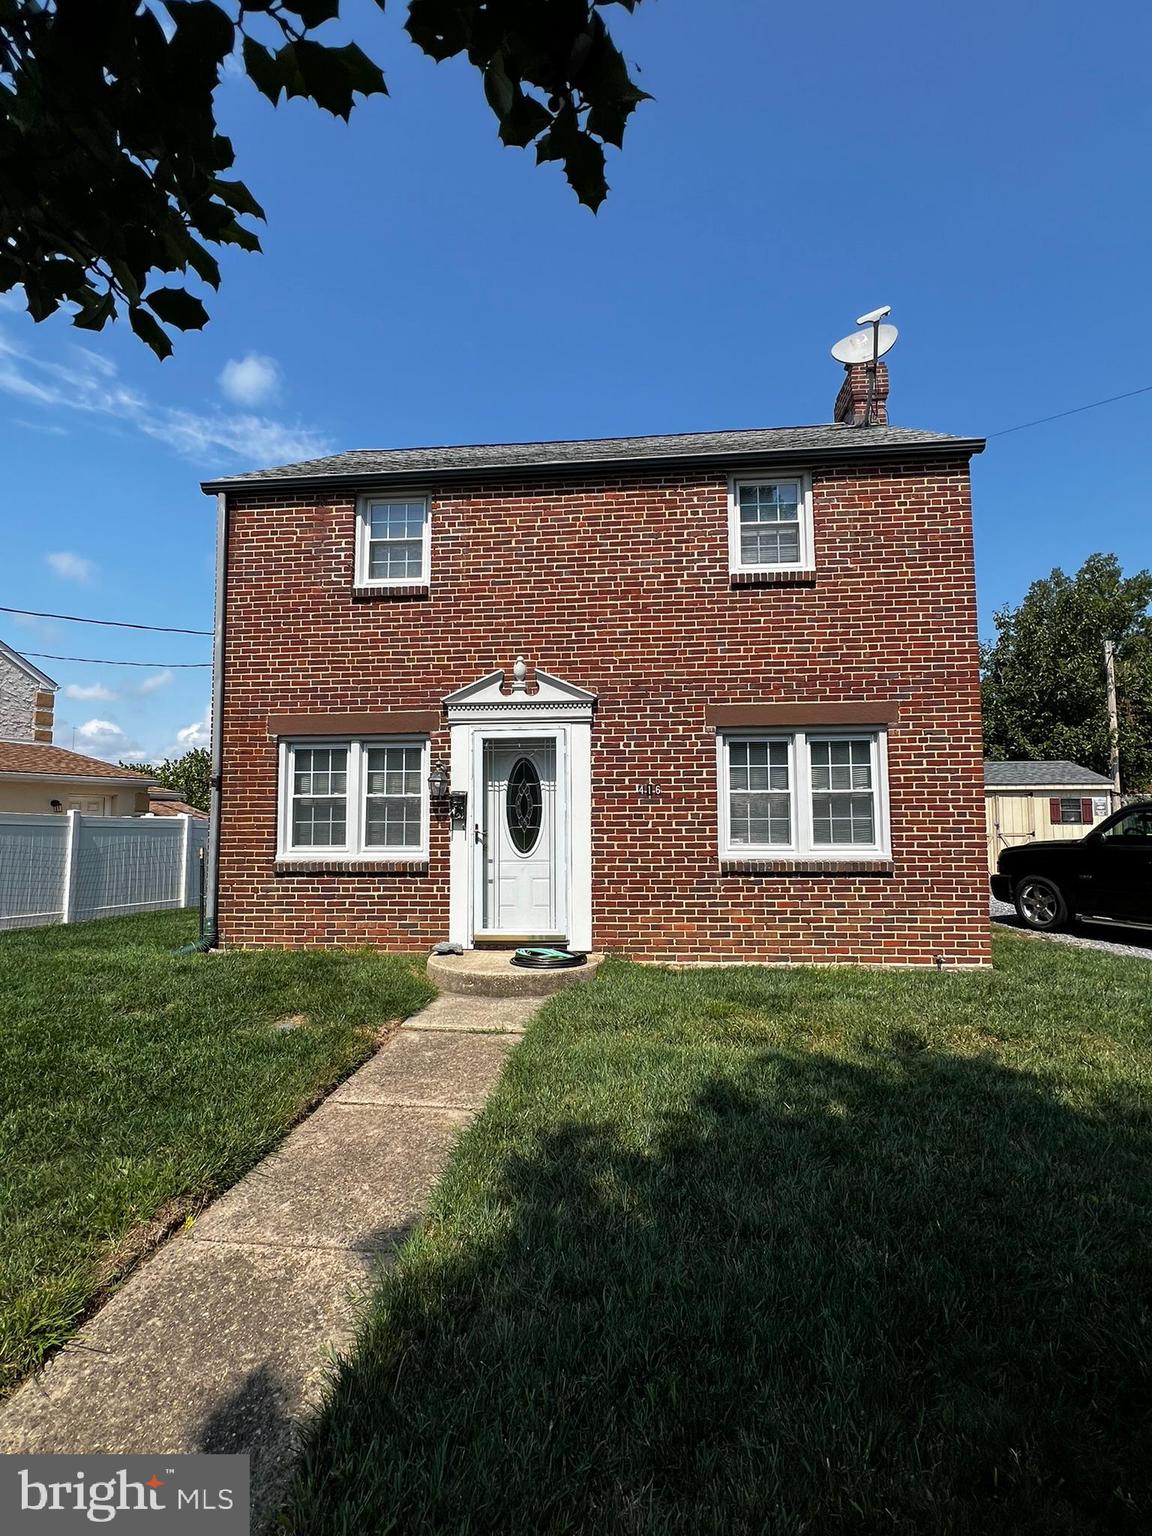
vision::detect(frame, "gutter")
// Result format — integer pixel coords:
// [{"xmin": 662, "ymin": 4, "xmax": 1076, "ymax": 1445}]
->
[
  {"xmin": 0, "ymin": 771, "xmax": 160, "ymax": 790},
  {"xmin": 176, "ymin": 489, "xmax": 227, "ymax": 955},
  {"xmin": 200, "ymin": 437, "xmax": 987, "ymax": 497}
]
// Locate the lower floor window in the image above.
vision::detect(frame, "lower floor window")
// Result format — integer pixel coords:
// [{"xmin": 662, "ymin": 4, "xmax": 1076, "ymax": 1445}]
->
[
  {"xmin": 280, "ymin": 737, "xmax": 429, "ymax": 858},
  {"xmin": 719, "ymin": 728, "xmax": 889, "ymax": 857}
]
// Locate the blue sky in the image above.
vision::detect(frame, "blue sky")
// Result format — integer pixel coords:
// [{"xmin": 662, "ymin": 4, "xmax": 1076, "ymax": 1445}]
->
[{"xmin": 2, "ymin": 0, "xmax": 1149, "ymax": 761}]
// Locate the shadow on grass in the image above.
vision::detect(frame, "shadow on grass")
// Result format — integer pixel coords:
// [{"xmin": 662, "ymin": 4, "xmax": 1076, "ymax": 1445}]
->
[{"xmin": 287, "ymin": 1040, "xmax": 1152, "ymax": 1535}]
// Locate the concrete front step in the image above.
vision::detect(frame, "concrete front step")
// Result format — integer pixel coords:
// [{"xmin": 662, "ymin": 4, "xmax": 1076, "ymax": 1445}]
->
[{"xmin": 427, "ymin": 949, "xmax": 605, "ymax": 997}]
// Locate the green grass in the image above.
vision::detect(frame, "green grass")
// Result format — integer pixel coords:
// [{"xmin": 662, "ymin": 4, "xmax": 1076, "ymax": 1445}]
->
[
  {"xmin": 0, "ymin": 911, "xmax": 433, "ymax": 1390},
  {"xmin": 288, "ymin": 932, "xmax": 1152, "ymax": 1535}
]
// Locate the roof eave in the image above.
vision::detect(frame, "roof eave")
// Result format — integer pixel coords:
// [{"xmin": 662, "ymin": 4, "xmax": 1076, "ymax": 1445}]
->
[
  {"xmin": 0, "ymin": 770, "xmax": 157, "ymax": 788},
  {"xmin": 200, "ymin": 436, "xmax": 987, "ymax": 496}
]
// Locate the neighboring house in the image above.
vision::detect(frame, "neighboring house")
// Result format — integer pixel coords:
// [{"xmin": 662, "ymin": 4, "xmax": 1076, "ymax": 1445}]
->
[
  {"xmin": 201, "ymin": 358, "xmax": 990, "ymax": 966},
  {"xmin": 0, "ymin": 743, "xmax": 155, "ymax": 816},
  {"xmin": 984, "ymin": 759, "xmax": 1115, "ymax": 872},
  {"xmin": 0, "ymin": 639, "xmax": 56, "ymax": 744},
  {"xmin": 146, "ymin": 792, "xmax": 208, "ymax": 819}
]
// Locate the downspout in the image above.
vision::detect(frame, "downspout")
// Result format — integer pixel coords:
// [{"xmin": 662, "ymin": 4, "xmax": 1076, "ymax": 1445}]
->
[{"xmin": 174, "ymin": 489, "xmax": 227, "ymax": 955}]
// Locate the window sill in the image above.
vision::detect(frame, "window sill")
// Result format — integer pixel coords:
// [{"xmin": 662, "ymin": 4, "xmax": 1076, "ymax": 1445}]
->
[
  {"xmin": 720, "ymin": 857, "xmax": 894, "ymax": 875},
  {"xmin": 352, "ymin": 583, "xmax": 430, "ymax": 601},
  {"xmin": 730, "ymin": 569, "xmax": 817, "ymax": 588},
  {"xmin": 274, "ymin": 858, "xmax": 429, "ymax": 876}
]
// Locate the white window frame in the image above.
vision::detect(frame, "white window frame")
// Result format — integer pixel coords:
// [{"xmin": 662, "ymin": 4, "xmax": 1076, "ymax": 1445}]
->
[
  {"xmin": 728, "ymin": 472, "xmax": 814, "ymax": 574},
  {"xmin": 277, "ymin": 736, "xmax": 430, "ymax": 860},
  {"xmin": 717, "ymin": 727, "xmax": 890, "ymax": 859},
  {"xmin": 355, "ymin": 493, "xmax": 431, "ymax": 587}
]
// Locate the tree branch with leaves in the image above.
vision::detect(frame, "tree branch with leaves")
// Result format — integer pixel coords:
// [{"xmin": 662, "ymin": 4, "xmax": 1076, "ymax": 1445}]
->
[
  {"xmin": 982, "ymin": 554, "xmax": 1152, "ymax": 791},
  {"xmin": 0, "ymin": 0, "xmax": 648, "ymax": 356}
]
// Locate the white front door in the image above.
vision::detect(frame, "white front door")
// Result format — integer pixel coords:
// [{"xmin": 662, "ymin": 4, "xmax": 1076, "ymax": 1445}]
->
[{"xmin": 479, "ymin": 738, "xmax": 564, "ymax": 937}]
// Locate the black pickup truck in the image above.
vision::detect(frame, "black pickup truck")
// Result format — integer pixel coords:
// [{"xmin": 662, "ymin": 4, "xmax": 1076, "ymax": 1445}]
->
[{"xmin": 991, "ymin": 801, "xmax": 1152, "ymax": 932}]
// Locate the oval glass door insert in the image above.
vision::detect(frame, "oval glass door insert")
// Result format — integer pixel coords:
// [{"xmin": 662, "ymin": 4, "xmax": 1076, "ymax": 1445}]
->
[{"xmin": 506, "ymin": 757, "xmax": 543, "ymax": 853}]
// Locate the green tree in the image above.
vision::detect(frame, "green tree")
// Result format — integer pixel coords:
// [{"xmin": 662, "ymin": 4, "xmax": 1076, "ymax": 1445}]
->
[
  {"xmin": 982, "ymin": 554, "xmax": 1152, "ymax": 791},
  {"xmin": 0, "ymin": 0, "xmax": 648, "ymax": 356},
  {"xmin": 123, "ymin": 747, "xmax": 211, "ymax": 811}
]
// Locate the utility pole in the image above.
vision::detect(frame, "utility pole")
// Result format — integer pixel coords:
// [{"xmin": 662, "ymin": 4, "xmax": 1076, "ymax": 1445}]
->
[{"xmin": 1104, "ymin": 638, "xmax": 1121, "ymax": 808}]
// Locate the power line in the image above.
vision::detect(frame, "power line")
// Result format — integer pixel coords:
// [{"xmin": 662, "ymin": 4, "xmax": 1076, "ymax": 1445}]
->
[
  {"xmin": 22, "ymin": 652, "xmax": 211, "ymax": 668},
  {"xmin": 0, "ymin": 605, "xmax": 211, "ymax": 634},
  {"xmin": 988, "ymin": 383, "xmax": 1152, "ymax": 439}
]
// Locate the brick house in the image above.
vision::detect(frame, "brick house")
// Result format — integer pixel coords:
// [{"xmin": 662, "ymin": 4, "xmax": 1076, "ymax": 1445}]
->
[{"xmin": 202, "ymin": 362, "xmax": 989, "ymax": 966}]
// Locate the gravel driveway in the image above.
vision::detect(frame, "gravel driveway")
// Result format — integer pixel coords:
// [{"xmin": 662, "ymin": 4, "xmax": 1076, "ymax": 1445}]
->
[{"xmin": 991, "ymin": 898, "xmax": 1152, "ymax": 962}]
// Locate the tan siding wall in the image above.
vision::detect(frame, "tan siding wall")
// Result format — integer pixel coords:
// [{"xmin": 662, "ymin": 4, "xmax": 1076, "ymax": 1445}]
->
[
  {"xmin": 985, "ymin": 789, "xmax": 1111, "ymax": 872},
  {"xmin": 0, "ymin": 781, "xmax": 129, "ymax": 815}
]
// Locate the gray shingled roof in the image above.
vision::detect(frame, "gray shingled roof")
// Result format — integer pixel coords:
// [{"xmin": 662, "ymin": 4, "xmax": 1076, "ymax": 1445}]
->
[
  {"xmin": 984, "ymin": 760, "xmax": 1113, "ymax": 789},
  {"xmin": 201, "ymin": 423, "xmax": 983, "ymax": 492}
]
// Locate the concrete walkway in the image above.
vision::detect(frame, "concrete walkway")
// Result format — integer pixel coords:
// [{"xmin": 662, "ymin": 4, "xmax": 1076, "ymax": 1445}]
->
[{"xmin": 0, "ymin": 996, "xmax": 534, "ymax": 1526}]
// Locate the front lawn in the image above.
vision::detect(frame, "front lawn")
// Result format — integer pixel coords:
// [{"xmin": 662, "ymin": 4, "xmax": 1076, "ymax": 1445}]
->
[
  {"xmin": 0, "ymin": 911, "xmax": 433, "ymax": 1390},
  {"xmin": 289, "ymin": 932, "xmax": 1152, "ymax": 1535}
]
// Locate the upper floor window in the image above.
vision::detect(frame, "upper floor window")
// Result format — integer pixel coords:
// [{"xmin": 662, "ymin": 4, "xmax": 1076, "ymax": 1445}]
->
[
  {"xmin": 718, "ymin": 728, "xmax": 889, "ymax": 858},
  {"xmin": 356, "ymin": 495, "xmax": 430, "ymax": 586},
  {"xmin": 278, "ymin": 737, "xmax": 429, "ymax": 860},
  {"xmin": 729, "ymin": 475, "xmax": 813, "ymax": 574}
]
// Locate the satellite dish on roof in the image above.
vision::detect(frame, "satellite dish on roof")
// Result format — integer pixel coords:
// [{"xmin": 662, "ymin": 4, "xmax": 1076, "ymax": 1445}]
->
[{"xmin": 831, "ymin": 322, "xmax": 898, "ymax": 365}]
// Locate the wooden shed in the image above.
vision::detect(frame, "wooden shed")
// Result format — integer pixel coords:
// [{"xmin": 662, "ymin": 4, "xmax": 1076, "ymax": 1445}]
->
[{"xmin": 984, "ymin": 760, "xmax": 1116, "ymax": 872}]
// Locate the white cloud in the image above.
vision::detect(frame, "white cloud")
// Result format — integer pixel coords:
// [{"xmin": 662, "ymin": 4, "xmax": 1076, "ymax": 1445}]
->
[
  {"xmin": 174, "ymin": 715, "xmax": 211, "ymax": 750},
  {"xmin": 0, "ymin": 327, "xmax": 329, "ymax": 468},
  {"xmin": 47, "ymin": 550, "xmax": 95, "ymax": 583},
  {"xmin": 137, "ymin": 669, "xmax": 174, "ymax": 694},
  {"xmin": 64, "ymin": 682, "xmax": 117, "ymax": 701},
  {"xmin": 14, "ymin": 417, "xmax": 69, "ymax": 437},
  {"xmin": 218, "ymin": 353, "xmax": 281, "ymax": 408},
  {"xmin": 73, "ymin": 718, "xmax": 138, "ymax": 761}
]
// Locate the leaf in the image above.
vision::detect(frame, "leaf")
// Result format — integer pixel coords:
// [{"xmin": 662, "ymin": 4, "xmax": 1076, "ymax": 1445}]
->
[
  {"xmin": 276, "ymin": 0, "xmax": 341, "ymax": 24},
  {"xmin": 327, "ymin": 42, "xmax": 388, "ymax": 99},
  {"xmin": 290, "ymin": 37, "xmax": 385, "ymax": 118},
  {"xmin": 129, "ymin": 307, "xmax": 174, "ymax": 360},
  {"xmin": 406, "ymin": 0, "xmax": 472, "ymax": 61},
  {"xmin": 497, "ymin": 88, "xmax": 551, "ymax": 149},
  {"xmin": 242, "ymin": 36, "xmax": 285, "ymax": 104},
  {"xmin": 72, "ymin": 290, "xmax": 117, "ymax": 333},
  {"xmin": 144, "ymin": 287, "xmax": 210, "ymax": 331},
  {"xmin": 167, "ymin": 0, "xmax": 236, "ymax": 65},
  {"xmin": 482, "ymin": 52, "xmax": 515, "ymax": 120},
  {"xmin": 536, "ymin": 103, "xmax": 608, "ymax": 210},
  {"xmin": 213, "ymin": 178, "xmax": 266, "ymax": 221}
]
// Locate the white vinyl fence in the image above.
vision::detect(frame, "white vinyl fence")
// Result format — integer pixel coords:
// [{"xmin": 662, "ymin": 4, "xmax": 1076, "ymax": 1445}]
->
[{"xmin": 0, "ymin": 811, "xmax": 207, "ymax": 931}]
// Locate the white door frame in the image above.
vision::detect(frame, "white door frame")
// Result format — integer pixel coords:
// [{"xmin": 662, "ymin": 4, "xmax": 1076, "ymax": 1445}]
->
[{"xmin": 444, "ymin": 667, "xmax": 594, "ymax": 951}]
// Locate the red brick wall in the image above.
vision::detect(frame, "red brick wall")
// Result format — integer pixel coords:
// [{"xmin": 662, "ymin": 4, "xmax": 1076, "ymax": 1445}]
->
[{"xmin": 217, "ymin": 457, "xmax": 990, "ymax": 966}]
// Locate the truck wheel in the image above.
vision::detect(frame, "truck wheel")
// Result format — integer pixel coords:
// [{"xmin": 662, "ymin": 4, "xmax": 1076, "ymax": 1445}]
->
[{"xmin": 1014, "ymin": 876, "xmax": 1068, "ymax": 932}]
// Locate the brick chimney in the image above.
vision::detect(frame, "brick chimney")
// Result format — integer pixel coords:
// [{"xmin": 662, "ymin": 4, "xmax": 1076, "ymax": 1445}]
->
[{"xmin": 834, "ymin": 360, "xmax": 889, "ymax": 426}]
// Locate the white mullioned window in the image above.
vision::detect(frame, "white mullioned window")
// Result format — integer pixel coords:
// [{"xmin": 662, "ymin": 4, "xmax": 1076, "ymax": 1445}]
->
[
  {"xmin": 279, "ymin": 737, "xmax": 429, "ymax": 859},
  {"xmin": 718, "ymin": 729, "xmax": 889, "ymax": 858},
  {"xmin": 729, "ymin": 474, "xmax": 813, "ymax": 573},
  {"xmin": 356, "ymin": 495, "xmax": 430, "ymax": 586}
]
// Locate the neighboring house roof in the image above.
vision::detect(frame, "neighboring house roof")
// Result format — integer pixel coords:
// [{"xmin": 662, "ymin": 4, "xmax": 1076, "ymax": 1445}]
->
[
  {"xmin": 202, "ymin": 423, "xmax": 985, "ymax": 492},
  {"xmin": 0, "ymin": 637, "xmax": 57, "ymax": 691},
  {"xmin": 0, "ymin": 741, "xmax": 154, "ymax": 785},
  {"xmin": 147, "ymin": 795, "xmax": 207, "ymax": 819},
  {"xmin": 983, "ymin": 760, "xmax": 1114, "ymax": 789}
]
